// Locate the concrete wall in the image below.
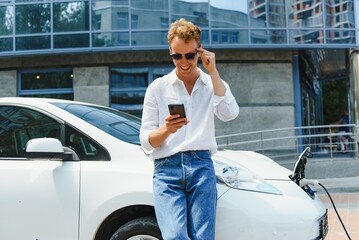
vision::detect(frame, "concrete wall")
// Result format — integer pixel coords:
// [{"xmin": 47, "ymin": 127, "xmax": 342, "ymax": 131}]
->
[
  {"xmin": 215, "ymin": 62, "xmax": 294, "ymax": 131},
  {"xmin": 214, "ymin": 59, "xmax": 296, "ymax": 150},
  {"xmin": 0, "ymin": 71, "xmax": 16, "ymax": 97},
  {"xmin": 73, "ymin": 66, "xmax": 109, "ymax": 106}
]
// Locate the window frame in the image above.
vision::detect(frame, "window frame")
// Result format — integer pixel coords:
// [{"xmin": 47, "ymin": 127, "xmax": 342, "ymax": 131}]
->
[{"xmin": 17, "ymin": 68, "xmax": 74, "ymax": 99}]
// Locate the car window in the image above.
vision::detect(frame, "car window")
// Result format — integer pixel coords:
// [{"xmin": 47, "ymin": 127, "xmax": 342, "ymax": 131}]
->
[
  {"xmin": 64, "ymin": 124, "xmax": 110, "ymax": 161},
  {"xmin": 0, "ymin": 106, "xmax": 61, "ymax": 158},
  {"xmin": 0, "ymin": 105, "xmax": 110, "ymax": 161},
  {"xmin": 52, "ymin": 102, "xmax": 141, "ymax": 144}
]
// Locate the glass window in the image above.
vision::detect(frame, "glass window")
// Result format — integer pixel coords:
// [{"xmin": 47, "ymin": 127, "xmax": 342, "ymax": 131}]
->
[
  {"xmin": 132, "ymin": 30, "xmax": 167, "ymax": 46},
  {"xmin": 19, "ymin": 69, "xmax": 74, "ymax": 99},
  {"xmin": 53, "ymin": 1, "xmax": 89, "ymax": 32},
  {"xmin": 221, "ymin": 32, "xmax": 228, "ymax": 43},
  {"xmin": 131, "ymin": 14, "xmax": 138, "ymax": 29},
  {"xmin": 171, "ymin": 0, "xmax": 208, "ymax": 28},
  {"xmin": 212, "ymin": 30, "xmax": 248, "ymax": 44},
  {"xmin": 0, "ymin": 5, "xmax": 14, "ymax": 36},
  {"xmin": 64, "ymin": 124, "xmax": 110, "ymax": 160},
  {"xmin": 53, "ymin": 102, "xmax": 141, "ymax": 145},
  {"xmin": 92, "ymin": 32, "xmax": 129, "ymax": 47},
  {"xmin": 267, "ymin": 1, "xmax": 286, "ymax": 28},
  {"xmin": 131, "ymin": 0, "xmax": 167, "ymax": 10},
  {"xmin": 0, "ymin": 38, "xmax": 12, "ymax": 52},
  {"xmin": 15, "ymin": 0, "xmax": 47, "ymax": 2},
  {"xmin": 92, "ymin": 1, "xmax": 129, "ymax": 30},
  {"xmin": 111, "ymin": 70, "xmax": 146, "ymax": 99},
  {"xmin": 92, "ymin": 10, "xmax": 102, "ymax": 30},
  {"xmin": 160, "ymin": 17, "xmax": 169, "ymax": 29},
  {"xmin": 212, "ymin": 31, "xmax": 218, "ymax": 43},
  {"xmin": 0, "ymin": 106, "xmax": 61, "ymax": 158},
  {"xmin": 153, "ymin": 68, "xmax": 171, "ymax": 79},
  {"xmin": 15, "ymin": 3, "xmax": 50, "ymax": 34},
  {"xmin": 325, "ymin": 0, "xmax": 354, "ymax": 28},
  {"xmin": 110, "ymin": 67, "xmax": 172, "ymax": 116},
  {"xmin": 201, "ymin": 29, "xmax": 209, "ymax": 44},
  {"xmin": 54, "ymin": 33, "xmax": 90, "ymax": 48},
  {"xmin": 117, "ymin": 12, "xmax": 129, "ymax": 29},
  {"xmin": 0, "ymin": 105, "xmax": 110, "ymax": 160},
  {"xmin": 268, "ymin": 29, "xmax": 287, "ymax": 44},
  {"xmin": 0, "ymin": 0, "xmax": 358, "ymax": 54},
  {"xmin": 16, "ymin": 35, "xmax": 50, "ymax": 51},
  {"xmin": 111, "ymin": 70, "xmax": 147, "ymax": 89},
  {"xmin": 20, "ymin": 71, "xmax": 73, "ymax": 90},
  {"xmin": 110, "ymin": 68, "xmax": 148, "ymax": 116},
  {"xmin": 210, "ymin": 0, "xmax": 248, "ymax": 28},
  {"xmin": 251, "ymin": 30, "xmax": 271, "ymax": 44},
  {"xmin": 290, "ymin": 29, "xmax": 324, "ymax": 44},
  {"xmin": 131, "ymin": 0, "xmax": 169, "ymax": 29},
  {"xmin": 248, "ymin": 0, "xmax": 286, "ymax": 29},
  {"xmin": 326, "ymin": 30, "xmax": 355, "ymax": 44},
  {"xmin": 249, "ymin": 0, "xmax": 266, "ymax": 27},
  {"xmin": 288, "ymin": 1, "xmax": 324, "ymax": 44},
  {"xmin": 324, "ymin": 0, "xmax": 355, "ymax": 45}
]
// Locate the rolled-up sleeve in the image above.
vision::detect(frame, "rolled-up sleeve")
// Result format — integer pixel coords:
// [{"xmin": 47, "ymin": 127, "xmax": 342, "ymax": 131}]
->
[{"xmin": 213, "ymin": 81, "xmax": 239, "ymax": 121}]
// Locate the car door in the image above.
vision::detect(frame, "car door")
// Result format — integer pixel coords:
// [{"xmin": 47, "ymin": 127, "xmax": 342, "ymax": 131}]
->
[{"xmin": 0, "ymin": 105, "xmax": 80, "ymax": 240}]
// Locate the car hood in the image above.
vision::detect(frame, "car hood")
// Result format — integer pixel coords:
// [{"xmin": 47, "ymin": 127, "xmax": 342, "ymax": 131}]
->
[{"xmin": 213, "ymin": 149, "xmax": 292, "ymax": 180}]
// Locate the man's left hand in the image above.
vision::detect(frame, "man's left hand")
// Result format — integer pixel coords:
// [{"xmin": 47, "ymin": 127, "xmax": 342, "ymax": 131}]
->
[{"xmin": 197, "ymin": 47, "xmax": 216, "ymax": 74}]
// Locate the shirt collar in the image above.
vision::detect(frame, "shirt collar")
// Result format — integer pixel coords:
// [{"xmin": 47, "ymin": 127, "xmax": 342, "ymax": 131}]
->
[{"xmin": 169, "ymin": 68, "xmax": 208, "ymax": 86}]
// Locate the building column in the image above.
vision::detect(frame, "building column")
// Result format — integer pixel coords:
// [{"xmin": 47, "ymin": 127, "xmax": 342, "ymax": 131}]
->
[
  {"xmin": 0, "ymin": 71, "xmax": 17, "ymax": 97},
  {"xmin": 350, "ymin": 50, "xmax": 359, "ymax": 157},
  {"xmin": 350, "ymin": 51, "xmax": 359, "ymax": 125},
  {"xmin": 292, "ymin": 50, "xmax": 304, "ymax": 152},
  {"xmin": 73, "ymin": 66, "xmax": 110, "ymax": 107}
]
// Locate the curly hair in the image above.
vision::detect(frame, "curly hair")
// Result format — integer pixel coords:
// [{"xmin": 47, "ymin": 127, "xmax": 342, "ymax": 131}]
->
[{"xmin": 168, "ymin": 18, "xmax": 201, "ymax": 45}]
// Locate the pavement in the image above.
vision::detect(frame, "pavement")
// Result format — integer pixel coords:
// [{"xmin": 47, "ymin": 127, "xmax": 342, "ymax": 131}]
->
[{"xmin": 315, "ymin": 177, "xmax": 359, "ymax": 240}]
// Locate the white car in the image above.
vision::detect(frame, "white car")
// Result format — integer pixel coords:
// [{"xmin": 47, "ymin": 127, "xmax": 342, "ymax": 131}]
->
[{"xmin": 0, "ymin": 97, "xmax": 328, "ymax": 240}]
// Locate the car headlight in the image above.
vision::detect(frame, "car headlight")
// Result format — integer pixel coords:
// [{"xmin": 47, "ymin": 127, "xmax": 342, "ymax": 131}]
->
[{"xmin": 214, "ymin": 161, "xmax": 282, "ymax": 195}]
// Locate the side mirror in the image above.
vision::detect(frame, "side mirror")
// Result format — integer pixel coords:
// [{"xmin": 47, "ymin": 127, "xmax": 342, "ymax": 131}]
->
[{"xmin": 25, "ymin": 138, "xmax": 74, "ymax": 161}]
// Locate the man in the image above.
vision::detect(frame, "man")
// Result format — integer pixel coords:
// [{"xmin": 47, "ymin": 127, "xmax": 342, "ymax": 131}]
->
[
  {"xmin": 140, "ymin": 18, "xmax": 239, "ymax": 240},
  {"xmin": 333, "ymin": 110, "xmax": 350, "ymax": 153}
]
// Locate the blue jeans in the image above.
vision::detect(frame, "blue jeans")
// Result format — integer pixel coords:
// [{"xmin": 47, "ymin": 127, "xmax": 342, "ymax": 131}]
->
[{"xmin": 153, "ymin": 150, "xmax": 217, "ymax": 240}]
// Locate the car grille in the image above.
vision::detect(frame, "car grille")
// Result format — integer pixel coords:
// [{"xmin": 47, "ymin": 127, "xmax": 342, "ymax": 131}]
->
[{"xmin": 314, "ymin": 209, "xmax": 328, "ymax": 240}]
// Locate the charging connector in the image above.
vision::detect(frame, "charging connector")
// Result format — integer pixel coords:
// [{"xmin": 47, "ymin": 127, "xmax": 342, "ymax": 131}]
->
[{"xmin": 300, "ymin": 178, "xmax": 319, "ymax": 188}]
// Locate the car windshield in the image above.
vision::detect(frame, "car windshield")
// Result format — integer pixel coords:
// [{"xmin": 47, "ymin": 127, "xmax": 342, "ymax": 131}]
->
[{"xmin": 52, "ymin": 102, "xmax": 141, "ymax": 145}]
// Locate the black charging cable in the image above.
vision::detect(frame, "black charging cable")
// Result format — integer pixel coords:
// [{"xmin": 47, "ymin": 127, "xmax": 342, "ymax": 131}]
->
[{"xmin": 318, "ymin": 182, "xmax": 351, "ymax": 240}]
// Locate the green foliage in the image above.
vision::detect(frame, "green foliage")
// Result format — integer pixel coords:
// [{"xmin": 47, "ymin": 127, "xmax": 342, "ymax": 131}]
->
[
  {"xmin": 15, "ymin": 4, "xmax": 51, "ymax": 34},
  {"xmin": 322, "ymin": 79, "xmax": 348, "ymax": 124}
]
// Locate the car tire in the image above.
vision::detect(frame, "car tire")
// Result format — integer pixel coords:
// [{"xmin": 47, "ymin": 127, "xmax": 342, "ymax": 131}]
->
[{"xmin": 109, "ymin": 216, "xmax": 162, "ymax": 240}]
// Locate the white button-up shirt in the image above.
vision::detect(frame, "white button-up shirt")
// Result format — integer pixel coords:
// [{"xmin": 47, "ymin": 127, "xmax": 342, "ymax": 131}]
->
[{"xmin": 140, "ymin": 68, "xmax": 239, "ymax": 160}]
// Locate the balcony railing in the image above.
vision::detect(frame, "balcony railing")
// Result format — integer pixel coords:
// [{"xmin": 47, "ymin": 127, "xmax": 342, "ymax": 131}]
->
[{"xmin": 216, "ymin": 124, "xmax": 358, "ymax": 161}]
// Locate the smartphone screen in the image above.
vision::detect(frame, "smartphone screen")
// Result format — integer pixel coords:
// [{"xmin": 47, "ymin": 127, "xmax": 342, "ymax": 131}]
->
[{"xmin": 168, "ymin": 104, "xmax": 186, "ymax": 118}]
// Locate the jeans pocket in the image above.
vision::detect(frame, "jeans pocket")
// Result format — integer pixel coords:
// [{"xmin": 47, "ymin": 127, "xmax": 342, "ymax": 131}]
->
[{"xmin": 154, "ymin": 157, "xmax": 170, "ymax": 169}]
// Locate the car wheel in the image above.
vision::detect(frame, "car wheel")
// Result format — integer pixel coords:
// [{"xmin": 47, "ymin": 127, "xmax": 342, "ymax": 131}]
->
[{"xmin": 109, "ymin": 216, "xmax": 162, "ymax": 240}]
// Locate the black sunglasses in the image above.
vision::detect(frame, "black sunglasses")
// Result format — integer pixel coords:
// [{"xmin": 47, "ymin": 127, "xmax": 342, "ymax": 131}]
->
[{"xmin": 170, "ymin": 51, "xmax": 197, "ymax": 61}]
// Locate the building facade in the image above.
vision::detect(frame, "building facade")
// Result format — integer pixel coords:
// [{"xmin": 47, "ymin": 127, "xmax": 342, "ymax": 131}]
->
[{"xmin": 1, "ymin": 0, "xmax": 359, "ymax": 139}]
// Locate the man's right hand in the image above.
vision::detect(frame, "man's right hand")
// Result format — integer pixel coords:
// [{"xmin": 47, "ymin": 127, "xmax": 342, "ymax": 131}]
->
[
  {"xmin": 165, "ymin": 114, "xmax": 189, "ymax": 133},
  {"xmin": 149, "ymin": 115, "xmax": 189, "ymax": 148}
]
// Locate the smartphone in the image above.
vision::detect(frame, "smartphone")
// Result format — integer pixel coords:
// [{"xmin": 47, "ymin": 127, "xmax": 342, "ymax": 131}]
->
[{"xmin": 168, "ymin": 104, "xmax": 186, "ymax": 118}]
